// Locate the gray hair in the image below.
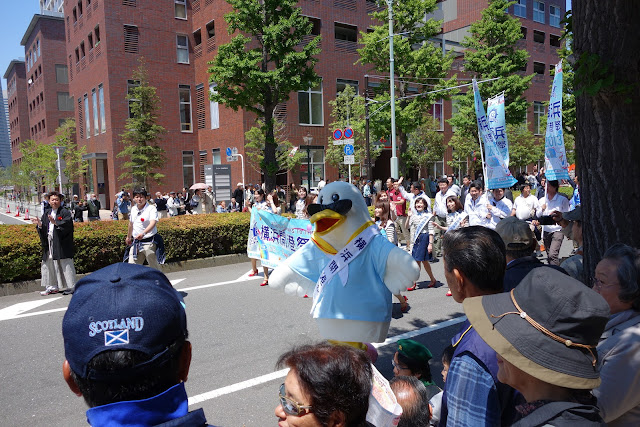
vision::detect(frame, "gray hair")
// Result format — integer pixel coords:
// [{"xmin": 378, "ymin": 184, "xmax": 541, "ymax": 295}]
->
[
  {"xmin": 389, "ymin": 376, "xmax": 431, "ymax": 427},
  {"xmin": 603, "ymin": 243, "xmax": 640, "ymax": 311}
]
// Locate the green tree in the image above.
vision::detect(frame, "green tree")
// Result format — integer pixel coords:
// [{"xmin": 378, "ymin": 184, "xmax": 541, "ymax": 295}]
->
[
  {"xmin": 448, "ymin": 0, "xmax": 534, "ymax": 167},
  {"xmin": 54, "ymin": 118, "xmax": 88, "ymax": 195},
  {"xmin": 244, "ymin": 118, "xmax": 303, "ymax": 174},
  {"xmin": 507, "ymin": 124, "xmax": 544, "ymax": 170},
  {"xmin": 403, "ymin": 116, "xmax": 445, "ymax": 178},
  {"xmin": 358, "ymin": 0, "xmax": 455, "ymax": 176},
  {"xmin": 18, "ymin": 139, "xmax": 58, "ymax": 196},
  {"xmin": 325, "ymin": 85, "xmax": 380, "ymax": 178},
  {"xmin": 117, "ymin": 58, "xmax": 166, "ymax": 189},
  {"xmin": 208, "ymin": 0, "xmax": 321, "ymax": 191}
]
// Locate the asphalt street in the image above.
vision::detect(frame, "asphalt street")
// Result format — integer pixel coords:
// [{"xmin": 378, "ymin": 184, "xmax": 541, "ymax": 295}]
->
[{"xmin": 0, "ymin": 241, "xmax": 573, "ymax": 426}]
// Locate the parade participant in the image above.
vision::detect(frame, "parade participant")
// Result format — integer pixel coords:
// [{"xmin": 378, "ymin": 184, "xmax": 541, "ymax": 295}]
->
[
  {"xmin": 125, "ymin": 188, "xmax": 163, "ymax": 270},
  {"xmin": 536, "ymin": 176, "xmax": 547, "ymax": 199},
  {"xmin": 486, "ymin": 188, "xmax": 513, "ymax": 230},
  {"xmin": 439, "ymin": 226, "xmax": 520, "ymax": 427},
  {"xmin": 392, "ymin": 339, "xmax": 441, "ymax": 400},
  {"xmin": 294, "ymin": 186, "xmax": 310, "ymax": 219},
  {"xmin": 87, "ymin": 193, "xmax": 101, "ymax": 221},
  {"xmin": 464, "ymin": 181, "xmax": 489, "ymax": 227},
  {"xmin": 33, "ymin": 191, "xmax": 76, "ymax": 296},
  {"xmin": 249, "ymin": 189, "xmax": 276, "ymax": 286},
  {"xmin": 592, "ymin": 244, "xmax": 640, "ymax": 426},
  {"xmin": 511, "ymin": 182, "xmax": 540, "ymax": 222},
  {"xmin": 397, "ymin": 179, "xmax": 428, "ymax": 251},
  {"xmin": 432, "ymin": 178, "xmax": 456, "ymax": 258},
  {"xmin": 553, "ymin": 207, "xmax": 585, "ymax": 283},
  {"xmin": 275, "ymin": 343, "xmax": 372, "ymax": 427},
  {"xmin": 569, "ymin": 175, "xmax": 581, "ymax": 210},
  {"xmin": 432, "ymin": 196, "xmax": 468, "ymax": 296},
  {"xmin": 407, "ymin": 196, "xmax": 437, "ymax": 291},
  {"xmin": 447, "ymin": 175, "xmax": 461, "ymax": 197},
  {"xmin": 375, "ymin": 200, "xmax": 408, "ymax": 312},
  {"xmin": 536, "ymin": 180, "xmax": 569, "ymax": 266},
  {"xmin": 62, "ymin": 263, "xmax": 216, "ymax": 426},
  {"xmin": 388, "ymin": 179, "xmax": 408, "ymax": 248},
  {"xmin": 390, "ymin": 376, "xmax": 432, "ymax": 427},
  {"xmin": 464, "ymin": 268, "xmax": 609, "ymax": 426},
  {"xmin": 460, "ymin": 175, "xmax": 471, "ymax": 208}
]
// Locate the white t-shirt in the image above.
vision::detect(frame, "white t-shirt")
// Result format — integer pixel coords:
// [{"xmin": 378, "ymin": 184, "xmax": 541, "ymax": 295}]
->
[
  {"xmin": 130, "ymin": 203, "xmax": 158, "ymax": 239},
  {"xmin": 541, "ymin": 193, "xmax": 570, "ymax": 233},
  {"xmin": 513, "ymin": 194, "xmax": 540, "ymax": 220}
]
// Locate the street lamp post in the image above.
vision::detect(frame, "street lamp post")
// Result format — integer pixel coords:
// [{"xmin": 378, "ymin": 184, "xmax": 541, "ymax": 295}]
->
[
  {"xmin": 386, "ymin": 0, "xmax": 398, "ymax": 179},
  {"xmin": 303, "ymin": 132, "xmax": 313, "ymax": 190}
]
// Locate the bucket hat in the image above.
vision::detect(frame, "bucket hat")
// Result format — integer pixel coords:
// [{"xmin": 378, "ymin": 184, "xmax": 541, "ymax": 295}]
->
[{"xmin": 464, "ymin": 268, "xmax": 609, "ymax": 389}]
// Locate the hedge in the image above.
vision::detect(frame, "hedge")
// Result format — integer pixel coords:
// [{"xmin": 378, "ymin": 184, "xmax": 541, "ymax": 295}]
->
[{"xmin": 0, "ymin": 213, "xmax": 251, "ymax": 283}]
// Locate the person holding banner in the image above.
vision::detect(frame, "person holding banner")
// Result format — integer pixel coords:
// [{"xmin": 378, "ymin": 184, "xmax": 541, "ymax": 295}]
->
[
  {"xmin": 486, "ymin": 188, "xmax": 513, "ymax": 230},
  {"xmin": 249, "ymin": 188, "xmax": 280, "ymax": 286},
  {"xmin": 535, "ymin": 180, "xmax": 569, "ymax": 266},
  {"xmin": 464, "ymin": 181, "xmax": 490, "ymax": 227}
]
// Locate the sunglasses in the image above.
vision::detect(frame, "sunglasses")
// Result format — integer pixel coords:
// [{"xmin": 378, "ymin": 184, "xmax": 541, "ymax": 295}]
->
[{"xmin": 279, "ymin": 383, "xmax": 312, "ymax": 416}]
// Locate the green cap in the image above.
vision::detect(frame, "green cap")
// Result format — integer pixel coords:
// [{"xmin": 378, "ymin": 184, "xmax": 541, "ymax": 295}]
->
[{"xmin": 397, "ymin": 339, "xmax": 433, "ymax": 363}]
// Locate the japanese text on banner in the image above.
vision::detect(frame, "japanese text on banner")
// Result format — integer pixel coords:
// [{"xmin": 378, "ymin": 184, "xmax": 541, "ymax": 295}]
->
[
  {"xmin": 487, "ymin": 93, "xmax": 509, "ymax": 166},
  {"xmin": 544, "ymin": 62, "xmax": 569, "ymax": 181}
]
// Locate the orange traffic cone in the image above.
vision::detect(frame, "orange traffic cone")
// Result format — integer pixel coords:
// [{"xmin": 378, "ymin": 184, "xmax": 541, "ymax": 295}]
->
[
  {"xmin": 15, "ymin": 208, "xmax": 20, "ymax": 217},
  {"xmin": 6, "ymin": 204, "xmax": 9, "ymax": 213},
  {"xmin": 540, "ymin": 243, "xmax": 546, "ymax": 252},
  {"xmin": 24, "ymin": 208, "xmax": 30, "ymax": 220}
]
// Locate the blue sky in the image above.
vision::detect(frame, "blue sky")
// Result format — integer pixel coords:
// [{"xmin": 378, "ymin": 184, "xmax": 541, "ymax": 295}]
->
[{"xmin": 0, "ymin": 0, "xmax": 572, "ymax": 92}]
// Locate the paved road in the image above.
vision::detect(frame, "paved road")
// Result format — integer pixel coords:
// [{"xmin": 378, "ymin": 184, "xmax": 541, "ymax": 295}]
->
[{"xmin": 0, "ymin": 241, "xmax": 573, "ymax": 426}]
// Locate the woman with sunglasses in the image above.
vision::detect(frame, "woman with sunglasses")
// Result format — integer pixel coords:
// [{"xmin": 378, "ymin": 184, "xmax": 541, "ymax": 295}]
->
[{"xmin": 275, "ymin": 343, "xmax": 372, "ymax": 427}]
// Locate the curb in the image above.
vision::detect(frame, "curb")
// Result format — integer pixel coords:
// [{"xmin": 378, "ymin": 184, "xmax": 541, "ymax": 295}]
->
[{"xmin": 0, "ymin": 253, "xmax": 250, "ymax": 298}]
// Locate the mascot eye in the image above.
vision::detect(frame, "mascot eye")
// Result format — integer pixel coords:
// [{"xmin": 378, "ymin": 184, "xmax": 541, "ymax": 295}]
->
[{"xmin": 331, "ymin": 194, "xmax": 340, "ymax": 202}]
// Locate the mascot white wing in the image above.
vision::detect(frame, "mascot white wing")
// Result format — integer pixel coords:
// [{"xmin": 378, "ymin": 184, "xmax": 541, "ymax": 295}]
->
[
  {"xmin": 269, "ymin": 246, "xmax": 316, "ymax": 297},
  {"xmin": 383, "ymin": 246, "xmax": 420, "ymax": 294}
]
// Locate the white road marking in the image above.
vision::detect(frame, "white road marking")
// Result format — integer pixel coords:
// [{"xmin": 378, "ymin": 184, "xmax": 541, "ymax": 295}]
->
[
  {"xmin": 0, "ymin": 298, "xmax": 63, "ymax": 321},
  {"xmin": 170, "ymin": 278, "xmax": 186, "ymax": 286},
  {"xmin": 187, "ymin": 315, "xmax": 467, "ymax": 407}
]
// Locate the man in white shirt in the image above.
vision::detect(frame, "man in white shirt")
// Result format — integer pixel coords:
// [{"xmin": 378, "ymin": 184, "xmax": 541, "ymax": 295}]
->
[
  {"xmin": 126, "ymin": 188, "xmax": 161, "ymax": 270},
  {"xmin": 534, "ymin": 180, "xmax": 570, "ymax": 266},
  {"xmin": 464, "ymin": 181, "xmax": 490, "ymax": 227},
  {"xmin": 486, "ymin": 188, "xmax": 513, "ymax": 230},
  {"xmin": 433, "ymin": 178, "xmax": 456, "ymax": 258},
  {"xmin": 511, "ymin": 183, "xmax": 540, "ymax": 221}
]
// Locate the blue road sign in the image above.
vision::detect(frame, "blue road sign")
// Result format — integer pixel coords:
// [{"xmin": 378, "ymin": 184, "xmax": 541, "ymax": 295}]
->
[
  {"xmin": 344, "ymin": 144, "xmax": 354, "ymax": 155},
  {"xmin": 226, "ymin": 147, "xmax": 232, "ymax": 156}
]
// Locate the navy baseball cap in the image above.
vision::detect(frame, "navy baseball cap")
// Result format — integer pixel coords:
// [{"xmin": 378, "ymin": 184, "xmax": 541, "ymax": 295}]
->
[{"xmin": 62, "ymin": 263, "xmax": 187, "ymax": 380}]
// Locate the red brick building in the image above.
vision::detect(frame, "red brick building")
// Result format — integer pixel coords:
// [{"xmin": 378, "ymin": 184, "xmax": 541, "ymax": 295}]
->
[{"xmin": 4, "ymin": 60, "xmax": 30, "ymax": 164}]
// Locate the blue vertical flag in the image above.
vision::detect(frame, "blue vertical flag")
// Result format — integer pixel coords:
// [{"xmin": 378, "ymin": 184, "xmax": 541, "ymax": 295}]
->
[
  {"xmin": 473, "ymin": 79, "xmax": 516, "ymax": 189},
  {"xmin": 487, "ymin": 93, "xmax": 509, "ymax": 166},
  {"xmin": 544, "ymin": 62, "xmax": 569, "ymax": 180}
]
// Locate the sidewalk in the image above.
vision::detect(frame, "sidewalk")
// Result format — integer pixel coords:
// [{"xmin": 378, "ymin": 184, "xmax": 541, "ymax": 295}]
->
[{"xmin": 0, "ymin": 197, "xmax": 113, "ymax": 222}]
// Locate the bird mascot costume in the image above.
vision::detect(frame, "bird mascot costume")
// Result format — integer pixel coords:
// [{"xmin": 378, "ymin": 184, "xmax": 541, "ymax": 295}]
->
[{"xmin": 270, "ymin": 182, "xmax": 420, "ymax": 349}]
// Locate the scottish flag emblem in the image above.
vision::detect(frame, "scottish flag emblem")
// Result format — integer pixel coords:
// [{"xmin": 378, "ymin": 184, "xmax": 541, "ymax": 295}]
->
[{"xmin": 105, "ymin": 330, "xmax": 129, "ymax": 346}]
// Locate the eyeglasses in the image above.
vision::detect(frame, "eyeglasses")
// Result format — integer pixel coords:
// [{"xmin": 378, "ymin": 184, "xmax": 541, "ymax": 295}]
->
[
  {"xmin": 592, "ymin": 276, "xmax": 618, "ymax": 291},
  {"xmin": 279, "ymin": 383, "xmax": 312, "ymax": 417},
  {"xmin": 391, "ymin": 359, "xmax": 409, "ymax": 371}
]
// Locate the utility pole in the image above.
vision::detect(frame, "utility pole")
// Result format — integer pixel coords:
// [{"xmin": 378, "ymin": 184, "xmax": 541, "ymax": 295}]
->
[
  {"xmin": 365, "ymin": 75, "xmax": 371, "ymax": 180},
  {"xmin": 387, "ymin": 0, "xmax": 398, "ymax": 179}
]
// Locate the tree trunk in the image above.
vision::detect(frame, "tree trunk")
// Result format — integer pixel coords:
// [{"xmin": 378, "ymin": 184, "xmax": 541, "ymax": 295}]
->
[
  {"xmin": 263, "ymin": 106, "xmax": 277, "ymax": 193},
  {"xmin": 573, "ymin": 1, "xmax": 640, "ymax": 278}
]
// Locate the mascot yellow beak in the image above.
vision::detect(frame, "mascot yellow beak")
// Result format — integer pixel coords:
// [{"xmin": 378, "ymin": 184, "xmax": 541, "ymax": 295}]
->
[{"xmin": 310, "ymin": 209, "xmax": 345, "ymax": 235}]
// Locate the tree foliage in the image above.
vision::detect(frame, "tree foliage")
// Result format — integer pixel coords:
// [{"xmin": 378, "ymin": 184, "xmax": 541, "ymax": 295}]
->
[
  {"xmin": 507, "ymin": 124, "xmax": 544, "ymax": 169},
  {"xmin": 117, "ymin": 58, "xmax": 166, "ymax": 189},
  {"xmin": 448, "ymin": 0, "xmax": 534, "ymax": 169},
  {"xmin": 244, "ymin": 118, "xmax": 303, "ymax": 174},
  {"xmin": 55, "ymin": 118, "xmax": 88, "ymax": 195},
  {"xmin": 208, "ymin": 0, "xmax": 321, "ymax": 191},
  {"xmin": 357, "ymin": 0, "xmax": 455, "ymax": 176},
  {"xmin": 325, "ymin": 85, "xmax": 381, "ymax": 178},
  {"xmin": 403, "ymin": 116, "xmax": 445, "ymax": 177},
  {"xmin": 18, "ymin": 139, "xmax": 57, "ymax": 193}
]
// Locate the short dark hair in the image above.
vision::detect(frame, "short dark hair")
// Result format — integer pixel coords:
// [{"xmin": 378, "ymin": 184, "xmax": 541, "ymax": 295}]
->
[
  {"xmin": 521, "ymin": 182, "xmax": 531, "ymax": 190},
  {"xmin": 277, "ymin": 343, "xmax": 372, "ymax": 427},
  {"xmin": 389, "ymin": 376, "xmax": 431, "ymax": 427},
  {"xmin": 548, "ymin": 180, "xmax": 560, "ymax": 190},
  {"xmin": 463, "ymin": 175, "xmax": 471, "ymax": 180},
  {"xmin": 70, "ymin": 337, "xmax": 187, "ymax": 408},
  {"xmin": 437, "ymin": 178, "xmax": 449, "ymax": 185},
  {"xmin": 254, "ymin": 188, "xmax": 265, "ymax": 197},
  {"xmin": 603, "ymin": 243, "xmax": 640, "ymax": 311},
  {"xmin": 132, "ymin": 187, "xmax": 147, "ymax": 197},
  {"xmin": 442, "ymin": 344, "xmax": 455, "ymax": 367},
  {"xmin": 506, "ymin": 246, "xmax": 535, "ymax": 260},
  {"xmin": 397, "ymin": 351, "xmax": 433, "ymax": 383},
  {"xmin": 411, "ymin": 181, "xmax": 421, "ymax": 190},
  {"xmin": 47, "ymin": 190, "xmax": 63, "ymax": 200},
  {"xmin": 469, "ymin": 180, "xmax": 483, "ymax": 191},
  {"xmin": 443, "ymin": 226, "xmax": 506, "ymax": 293},
  {"xmin": 445, "ymin": 196, "xmax": 463, "ymax": 213}
]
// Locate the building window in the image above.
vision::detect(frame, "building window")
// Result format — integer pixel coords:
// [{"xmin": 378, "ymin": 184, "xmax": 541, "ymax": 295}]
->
[
  {"xmin": 193, "ymin": 29, "xmax": 202, "ymax": 46},
  {"xmin": 75, "ymin": 47, "xmax": 80, "ymax": 63},
  {"xmin": 514, "ymin": 0, "xmax": 526, "ymax": 18},
  {"xmin": 533, "ymin": 1, "xmax": 545, "ymax": 24},
  {"xmin": 196, "ymin": 84, "xmax": 206, "ymax": 129},
  {"xmin": 334, "ymin": 22, "xmax": 357, "ymax": 42},
  {"xmin": 98, "ymin": 84, "xmax": 106, "ymax": 133},
  {"xmin": 302, "ymin": 148, "xmax": 325, "ymax": 189},
  {"xmin": 307, "ymin": 17, "xmax": 321, "ymax": 36},
  {"xmin": 182, "ymin": 151, "xmax": 195, "ymax": 188},
  {"xmin": 298, "ymin": 82, "xmax": 323, "ymax": 125},
  {"xmin": 520, "ymin": 27, "xmax": 527, "ymax": 39},
  {"xmin": 533, "ymin": 61, "xmax": 545, "ymax": 75},
  {"xmin": 550, "ymin": 34, "xmax": 561, "ymax": 48},
  {"xmin": 433, "ymin": 98, "xmax": 444, "ymax": 131},
  {"xmin": 36, "ymin": 39, "xmax": 40, "ymax": 56},
  {"xmin": 212, "ymin": 148, "xmax": 221, "ymax": 164},
  {"xmin": 73, "ymin": 7, "xmax": 77, "ymax": 23},
  {"xmin": 206, "ymin": 20, "xmax": 215, "ymax": 38},
  {"xmin": 533, "ymin": 101, "xmax": 544, "ymax": 135},
  {"xmin": 209, "ymin": 83, "xmax": 219, "ymax": 129},
  {"xmin": 175, "ymin": 0, "xmax": 187, "ymax": 19},
  {"xmin": 88, "ymin": 32, "xmax": 94, "ymax": 49},
  {"xmin": 84, "ymin": 94, "xmax": 90, "ymax": 138},
  {"xmin": 78, "ymin": 0, "xmax": 83, "ymax": 16},
  {"xmin": 80, "ymin": 41, "xmax": 86, "ymax": 58},
  {"xmin": 57, "ymin": 92, "xmax": 74, "ymax": 111},
  {"xmin": 177, "ymin": 35, "xmax": 189, "ymax": 63},
  {"xmin": 336, "ymin": 78, "xmax": 359, "ymax": 94},
  {"xmin": 78, "ymin": 97, "xmax": 84, "ymax": 139},
  {"xmin": 533, "ymin": 30, "xmax": 545, "ymax": 44},
  {"xmin": 549, "ymin": 5, "xmax": 561, "ymax": 27},
  {"xmin": 124, "ymin": 25, "xmax": 139, "ymax": 54},
  {"xmin": 92, "ymin": 88, "xmax": 99, "ymax": 135},
  {"xmin": 179, "ymin": 85, "xmax": 192, "ymax": 132},
  {"xmin": 95, "ymin": 25, "xmax": 101, "ymax": 44},
  {"xmin": 127, "ymin": 79, "xmax": 140, "ymax": 119}
]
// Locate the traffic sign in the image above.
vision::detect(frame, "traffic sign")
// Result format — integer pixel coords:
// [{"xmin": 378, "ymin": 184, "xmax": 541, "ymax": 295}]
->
[
  {"xmin": 332, "ymin": 139, "xmax": 344, "ymax": 146},
  {"xmin": 333, "ymin": 129, "xmax": 343, "ymax": 140},
  {"xmin": 232, "ymin": 147, "xmax": 238, "ymax": 155},
  {"xmin": 225, "ymin": 147, "xmax": 232, "ymax": 156},
  {"xmin": 343, "ymin": 127, "xmax": 354, "ymax": 139},
  {"xmin": 342, "ymin": 138, "xmax": 354, "ymax": 144},
  {"xmin": 344, "ymin": 144, "xmax": 354, "ymax": 155},
  {"xmin": 344, "ymin": 155, "xmax": 355, "ymax": 165},
  {"xmin": 226, "ymin": 155, "xmax": 234, "ymax": 162}
]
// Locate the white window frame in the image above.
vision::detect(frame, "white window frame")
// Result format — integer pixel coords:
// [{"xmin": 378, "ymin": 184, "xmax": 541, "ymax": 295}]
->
[
  {"xmin": 433, "ymin": 98, "xmax": 444, "ymax": 131},
  {"xmin": 98, "ymin": 84, "xmax": 106, "ymax": 133},
  {"xmin": 179, "ymin": 84, "xmax": 193, "ymax": 133},
  {"xmin": 174, "ymin": 0, "xmax": 187, "ymax": 19},
  {"xmin": 302, "ymin": 148, "xmax": 326, "ymax": 189},
  {"xmin": 533, "ymin": 101, "xmax": 544, "ymax": 135},
  {"xmin": 182, "ymin": 150, "xmax": 195, "ymax": 188},
  {"xmin": 514, "ymin": 0, "xmax": 526, "ymax": 18},
  {"xmin": 549, "ymin": 5, "xmax": 560, "ymax": 27},
  {"xmin": 533, "ymin": 1, "xmax": 545, "ymax": 24},
  {"xmin": 209, "ymin": 83, "xmax": 219, "ymax": 129},
  {"xmin": 298, "ymin": 82, "xmax": 324, "ymax": 126},
  {"xmin": 127, "ymin": 79, "xmax": 140, "ymax": 119},
  {"xmin": 176, "ymin": 34, "xmax": 189, "ymax": 64},
  {"xmin": 84, "ymin": 94, "xmax": 90, "ymax": 139},
  {"xmin": 92, "ymin": 88, "xmax": 99, "ymax": 135}
]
